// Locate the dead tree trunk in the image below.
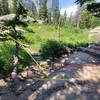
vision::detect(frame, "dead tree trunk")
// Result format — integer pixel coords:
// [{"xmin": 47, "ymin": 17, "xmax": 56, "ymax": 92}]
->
[
  {"xmin": 57, "ymin": 25, "xmax": 60, "ymax": 41},
  {"xmin": 76, "ymin": 5, "xmax": 84, "ymax": 28},
  {"xmin": 11, "ymin": 27, "xmax": 20, "ymax": 79}
]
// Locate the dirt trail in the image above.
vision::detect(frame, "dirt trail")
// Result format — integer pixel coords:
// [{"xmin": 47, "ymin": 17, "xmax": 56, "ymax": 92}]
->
[
  {"xmin": 88, "ymin": 26, "xmax": 100, "ymax": 41},
  {"xmin": 0, "ymin": 51, "xmax": 100, "ymax": 100}
]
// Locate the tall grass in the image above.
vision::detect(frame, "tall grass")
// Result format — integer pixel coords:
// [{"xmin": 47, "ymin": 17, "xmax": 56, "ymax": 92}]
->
[{"xmin": 22, "ymin": 23, "xmax": 90, "ymax": 49}]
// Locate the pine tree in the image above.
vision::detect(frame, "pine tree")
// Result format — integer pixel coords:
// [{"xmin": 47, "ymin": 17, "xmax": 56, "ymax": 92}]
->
[
  {"xmin": 39, "ymin": 0, "xmax": 48, "ymax": 22},
  {"xmin": 52, "ymin": 5, "xmax": 60, "ymax": 40},
  {"xmin": 63, "ymin": 10, "xmax": 67, "ymax": 25},
  {"xmin": 53, "ymin": 5, "xmax": 60, "ymax": 26},
  {"xmin": 68, "ymin": 13, "xmax": 75, "ymax": 27},
  {"xmin": 47, "ymin": 9, "xmax": 51, "ymax": 24},
  {"xmin": 80, "ymin": 10, "xmax": 95, "ymax": 29},
  {"xmin": 12, "ymin": 0, "xmax": 18, "ymax": 13},
  {"xmin": 31, "ymin": 2, "xmax": 36, "ymax": 18},
  {"xmin": 87, "ymin": 3, "xmax": 100, "ymax": 17},
  {"xmin": 75, "ymin": 0, "xmax": 100, "ymax": 27},
  {"xmin": 0, "ymin": 1, "xmax": 3, "ymax": 15},
  {"xmin": 59, "ymin": 16, "xmax": 64, "ymax": 27},
  {"xmin": 3, "ymin": 3, "xmax": 27, "ymax": 79},
  {"xmin": 0, "ymin": 0, "xmax": 9, "ymax": 15},
  {"xmin": 75, "ymin": 0, "xmax": 95, "ymax": 6}
]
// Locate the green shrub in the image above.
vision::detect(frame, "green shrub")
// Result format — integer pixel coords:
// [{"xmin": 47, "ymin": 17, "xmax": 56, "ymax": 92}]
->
[
  {"xmin": 18, "ymin": 48, "xmax": 31, "ymax": 71},
  {"xmin": 39, "ymin": 40, "xmax": 66, "ymax": 60},
  {"xmin": 0, "ymin": 41, "xmax": 31, "ymax": 76},
  {"xmin": 0, "ymin": 42, "xmax": 15, "ymax": 76}
]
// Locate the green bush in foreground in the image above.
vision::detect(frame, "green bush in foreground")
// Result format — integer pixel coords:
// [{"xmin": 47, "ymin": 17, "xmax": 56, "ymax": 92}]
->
[
  {"xmin": 39, "ymin": 40, "xmax": 66, "ymax": 60},
  {"xmin": 0, "ymin": 41, "xmax": 31, "ymax": 76},
  {"xmin": 0, "ymin": 42, "xmax": 15, "ymax": 76}
]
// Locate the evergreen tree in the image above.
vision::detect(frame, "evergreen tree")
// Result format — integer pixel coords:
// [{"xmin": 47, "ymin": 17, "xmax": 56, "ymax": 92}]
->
[
  {"xmin": 0, "ymin": 0, "xmax": 9, "ymax": 15},
  {"xmin": 2, "ymin": 3, "xmax": 27, "ymax": 78},
  {"xmin": 59, "ymin": 15, "xmax": 65, "ymax": 27},
  {"xmin": 31, "ymin": 2, "xmax": 36, "ymax": 18},
  {"xmin": 75, "ymin": 5, "xmax": 84, "ymax": 28},
  {"xmin": 12, "ymin": 0, "xmax": 18, "ymax": 13},
  {"xmin": 87, "ymin": 3, "xmax": 100, "ymax": 17},
  {"xmin": 47, "ymin": 8, "xmax": 51, "ymax": 24},
  {"xmin": 0, "ymin": 1, "xmax": 3, "ymax": 15},
  {"xmin": 59, "ymin": 11, "xmax": 67, "ymax": 27},
  {"xmin": 64, "ymin": 10, "xmax": 67, "ymax": 24},
  {"xmin": 68, "ymin": 13, "xmax": 75, "ymax": 27},
  {"xmin": 75, "ymin": 0, "xmax": 100, "ymax": 27},
  {"xmin": 53, "ymin": 5, "xmax": 60, "ymax": 26},
  {"xmin": 53, "ymin": 5, "xmax": 60, "ymax": 40},
  {"xmin": 39, "ymin": 0, "xmax": 48, "ymax": 22},
  {"xmin": 75, "ymin": 0, "xmax": 95, "ymax": 6},
  {"xmin": 63, "ymin": 10, "xmax": 67, "ymax": 25},
  {"xmin": 80, "ymin": 10, "xmax": 95, "ymax": 29}
]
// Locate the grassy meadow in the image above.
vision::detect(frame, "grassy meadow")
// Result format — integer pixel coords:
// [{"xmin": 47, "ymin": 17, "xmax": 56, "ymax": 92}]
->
[
  {"xmin": 21, "ymin": 23, "xmax": 90, "ymax": 49},
  {"xmin": 0, "ymin": 23, "xmax": 97, "ymax": 76}
]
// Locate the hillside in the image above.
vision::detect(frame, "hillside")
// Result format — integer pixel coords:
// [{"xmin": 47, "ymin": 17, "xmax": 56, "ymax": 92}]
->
[{"xmin": 8, "ymin": 0, "xmax": 59, "ymax": 14}]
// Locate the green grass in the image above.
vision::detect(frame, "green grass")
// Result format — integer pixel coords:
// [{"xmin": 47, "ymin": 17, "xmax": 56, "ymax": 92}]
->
[{"xmin": 21, "ymin": 23, "xmax": 90, "ymax": 49}]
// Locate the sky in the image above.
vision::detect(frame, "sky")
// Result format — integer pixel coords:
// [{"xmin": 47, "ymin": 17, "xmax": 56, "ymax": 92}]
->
[
  {"xmin": 59, "ymin": 0, "xmax": 100, "ymax": 17},
  {"xmin": 59, "ymin": 0, "xmax": 78, "ymax": 17}
]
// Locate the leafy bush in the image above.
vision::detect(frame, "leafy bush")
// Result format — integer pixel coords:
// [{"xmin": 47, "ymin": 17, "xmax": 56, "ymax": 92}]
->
[
  {"xmin": 0, "ymin": 41, "xmax": 31, "ymax": 76},
  {"xmin": 39, "ymin": 40, "xmax": 66, "ymax": 60},
  {"xmin": 0, "ymin": 42, "xmax": 15, "ymax": 76},
  {"xmin": 18, "ymin": 48, "xmax": 31, "ymax": 71}
]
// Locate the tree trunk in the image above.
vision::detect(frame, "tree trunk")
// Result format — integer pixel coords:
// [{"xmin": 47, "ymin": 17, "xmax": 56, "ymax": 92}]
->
[
  {"xmin": 76, "ymin": 5, "xmax": 84, "ymax": 28},
  {"xmin": 11, "ymin": 26, "xmax": 20, "ymax": 79},
  {"xmin": 57, "ymin": 25, "xmax": 60, "ymax": 41}
]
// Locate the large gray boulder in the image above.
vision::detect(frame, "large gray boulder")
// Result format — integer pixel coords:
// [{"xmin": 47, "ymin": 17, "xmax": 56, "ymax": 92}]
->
[
  {"xmin": 0, "ymin": 14, "xmax": 16, "ymax": 22},
  {"xmin": 37, "ymin": 20, "xmax": 44, "ymax": 24},
  {"xmin": 22, "ymin": 16, "xmax": 36, "ymax": 23}
]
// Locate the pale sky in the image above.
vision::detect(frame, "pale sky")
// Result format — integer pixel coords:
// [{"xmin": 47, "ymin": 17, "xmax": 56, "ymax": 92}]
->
[
  {"xmin": 59, "ymin": 0, "xmax": 78, "ymax": 17},
  {"xmin": 59, "ymin": 0, "xmax": 100, "ymax": 17}
]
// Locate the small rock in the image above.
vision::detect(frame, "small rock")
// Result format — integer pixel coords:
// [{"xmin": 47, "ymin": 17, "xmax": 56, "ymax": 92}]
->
[
  {"xmin": 17, "ymin": 75, "xmax": 25, "ymax": 81},
  {"xmin": 37, "ymin": 20, "xmax": 44, "ymax": 24},
  {"xmin": 27, "ymin": 70, "xmax": 33, "ymax": 77},
  {"xmin": 21, "ymin": 71, "xmax": 28, "ymax": 78},
  {"xmin": 22, "ymin": 44, "xmax": 30, "ymax": 48},
  {"xmin": 11, "ymin": 72, "xmax": 17, "ymax": 79},
  {"xmin": 15, "ymin": 27, "xmax": 27, "ymax": 33},
  {"xmin": 0, "ymin": 79, "xmax": 7, "ymax": 86},
  {"xmin": 40, "ymin": 61, "xmax": 48, "ymax": 66}
]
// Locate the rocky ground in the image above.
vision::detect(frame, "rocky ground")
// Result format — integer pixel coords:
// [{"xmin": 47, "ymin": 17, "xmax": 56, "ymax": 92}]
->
[{"xmin": 0, "ymin": 50, "xmax": 100, "ymax": 100}]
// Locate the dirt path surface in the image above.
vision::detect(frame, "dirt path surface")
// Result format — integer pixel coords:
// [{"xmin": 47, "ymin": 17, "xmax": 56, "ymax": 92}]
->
[
  {"xmin": 0, "ymin": 50, "xmax": 100, "ymax": 100},
  {"xmin": 88, "ymin": 26, "xmax": 100, "ymax": 41}
]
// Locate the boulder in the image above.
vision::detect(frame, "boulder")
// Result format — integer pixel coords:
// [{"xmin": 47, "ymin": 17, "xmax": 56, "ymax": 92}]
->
[
  {"xmin": 0, "ymin": 24, "xmax": 8, "ymax": 30},
  {"xmin": 0, "ymin": 14, "xmax": 36, "ymax": 24},
  {"xmin": 15, "ymin": 27, "xmax": 27, "ymax": 33},
  {"xmin": 37, "ymin": 20, "xmax": 44, "ymax": 24},
  {"xmin": 22, "ymin": 16, "xmax": 36, "ymax": 23},
  {"xmin": 0, "ymin": 14, "xmax": 16, "ymax": 22}
]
